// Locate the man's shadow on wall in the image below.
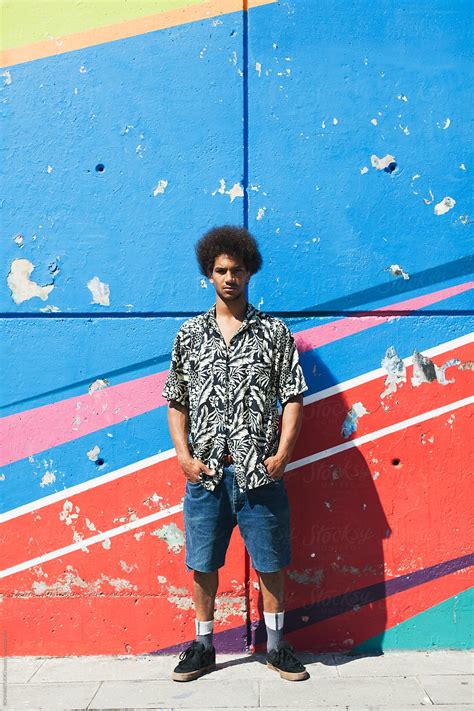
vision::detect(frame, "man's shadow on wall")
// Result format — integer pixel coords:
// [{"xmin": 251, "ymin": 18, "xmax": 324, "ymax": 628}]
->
[{"xmin": 252, "ymin": 348, "xmax": 391, "ymax": 657}]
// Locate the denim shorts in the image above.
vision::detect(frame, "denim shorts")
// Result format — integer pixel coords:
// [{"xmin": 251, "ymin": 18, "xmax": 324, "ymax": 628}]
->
[{"xmin": 183, "ymin": 463, "xmax": 291, "ymax": 573}]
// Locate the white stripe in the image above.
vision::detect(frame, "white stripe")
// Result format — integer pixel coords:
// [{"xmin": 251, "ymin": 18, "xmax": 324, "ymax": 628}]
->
[
  {"xmin": 1, "ymin": 448, "xmax": 176, "ymax": 522},
  {"xmin": 3, "ymin": 332, "xmax": 472, "ymax": 523},
  {"xmin": 286, "ymin": 396, "xmax": 473, "ymax": 472},
  {"xmin": 2, "ymin": 396, "xmax": 471, "ymax": 580},
  {"xmin": 0, "ymin": 503, "xmax": 184, "ymax": 579}
]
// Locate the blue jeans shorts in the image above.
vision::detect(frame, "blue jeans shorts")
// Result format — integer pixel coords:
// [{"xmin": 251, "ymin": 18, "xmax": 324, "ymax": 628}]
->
[{"xmin": 183, "ymin": 463, "xmax": 291, "ymax": 573}]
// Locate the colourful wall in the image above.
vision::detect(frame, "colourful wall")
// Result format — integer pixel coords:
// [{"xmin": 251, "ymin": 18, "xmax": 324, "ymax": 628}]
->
[{"xmin": 1, "ymin": 0, "xmax": 472, "ymax": 655}]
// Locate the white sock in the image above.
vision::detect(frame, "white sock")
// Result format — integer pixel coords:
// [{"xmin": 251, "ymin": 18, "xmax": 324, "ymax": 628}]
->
[{"xmin": 263, "ymin": 610, "xmax": 284, "ymax": 652}]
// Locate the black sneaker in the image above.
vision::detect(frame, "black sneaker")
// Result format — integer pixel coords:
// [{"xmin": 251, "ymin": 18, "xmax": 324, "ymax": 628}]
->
[
  {"xmin": 172, "ymin": 640, "xmax": 216, "ymax": 682},
  {"xmin": 266, "ymin": 640, "xmax": 310, "ymax": 681}
]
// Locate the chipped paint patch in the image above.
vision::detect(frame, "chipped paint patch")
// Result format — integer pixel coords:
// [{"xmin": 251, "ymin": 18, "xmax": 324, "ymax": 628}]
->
[
  {"xmin": 371, "ymin": 153, "xmax": 396, "ymax": 171},
  {"xmin": 381, "ymin": 346, "xmax": 406, "ymax": 398},
  {"xmin": 88, "ymin": 378, "xmax": 109, "ymax": 394},
  {"xmin": 153, "ymin": 179, "xmax": 168, "ymax": 196},
  {"xmin": 87, "ymin": 445, "xmax": 100, "ymax": 461},
  {"xmin": 436, "ymin": 118, "xmax": 451, "ymax": 129},
  {"xmin": 434, "ymin": 196, "xmax": 456, "ymax": 215},
  {"xmin": 360, "ymin": 166, "xmax": 369, "ymax": 175},
  {"xmin": 215, "ymin": 595, "xmax": 246, "ymax": 622},
  {"xmin": 59, "ymin": 500, "xmax": 79, "ymax": 526},
  {"xmin": 371, "ymin": 118, "xmax": 378, "ymax": 125},
  {"xmin": 39, "ymin": 304, "xmax": 60, "ymax": 312},
  {"xmin": 411, "ymin": 351, "xmax": 460, "ymax": 387},
  {"xmin": 7, "ymin": 258, "xmax": 54, "ymax": 304},
  {"xmin": 226, "ymin": 182, "xmax": 244, "ymax": 202},
  {"xmin": 167, "ymin": 585, "xmax": 193, "ymax": 610},
  {"xmin": 151, "ymin": 522, "xmax": 185, "ymax": 553},
  {"xmin": 288, "ymin": 568, "xmax": 324, "ymax": 585},
  {"xmin": 255, "ymin": 61, "xmax": 262, "ymax": 76},
  {"xmin": 2, "ymin": 70, "xmax": 12, "ymax": 85},
  {"xmin": 341, "ymin": 402, "xmax": 369, "ymax": 438},
  {"xmin": 386, "ymin": 264, "xmax": 410, "ymax": 280},
  {"xmin": 256, "ymin": 207, "xmax": 266, "ymax": 221},
  {"xmin": 39, "ymin": 470, "xmax": 56, "ymax": 487},
  {"xmin": 87, "ymin": 276, "xmax": 110, "ymax": 306}
]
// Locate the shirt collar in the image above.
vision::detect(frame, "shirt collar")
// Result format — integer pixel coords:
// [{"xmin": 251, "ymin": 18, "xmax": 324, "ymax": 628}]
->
[{"xmin": 205, "ymin": 302, "xmax": 259, "ymax": 330}]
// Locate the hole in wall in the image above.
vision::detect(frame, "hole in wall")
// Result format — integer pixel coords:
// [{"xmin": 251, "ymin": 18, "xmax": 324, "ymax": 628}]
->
[{"xmin": 95, "ymin": 163, "xmax": 105, "ymax": 173}]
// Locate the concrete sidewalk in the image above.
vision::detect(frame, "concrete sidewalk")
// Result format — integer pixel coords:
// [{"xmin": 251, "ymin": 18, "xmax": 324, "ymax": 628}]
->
[{"xmin": 1, "ymin": 650, "xmax": 472, "ymax": 710}]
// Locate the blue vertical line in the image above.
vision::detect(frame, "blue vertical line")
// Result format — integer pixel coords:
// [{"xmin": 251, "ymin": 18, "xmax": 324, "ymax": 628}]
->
[
  {"xmin": 242, "ymin": 0, "xmax": 249, "ymax": 229},
  {"xmin": 243, "ymin": 0, "xmax": 252, "ymax": 648}
]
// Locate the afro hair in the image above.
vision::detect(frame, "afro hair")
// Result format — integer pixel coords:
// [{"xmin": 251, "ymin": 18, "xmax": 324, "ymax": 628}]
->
[{"xmin": 195, "ymin": 225, "xmax": 263, "ymax": 277}]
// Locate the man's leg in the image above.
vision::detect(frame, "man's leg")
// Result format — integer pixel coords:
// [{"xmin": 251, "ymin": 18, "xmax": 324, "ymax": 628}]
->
[
  {"xmin": 194, "ymin": 570, "xmax": 218, "ymax": 648},
  {"xmin": 258, "ymin": 569, "xmax": 285, "ymax": 652}
]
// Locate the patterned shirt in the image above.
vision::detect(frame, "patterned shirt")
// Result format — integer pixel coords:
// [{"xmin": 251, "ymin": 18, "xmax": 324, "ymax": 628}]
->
[{"xmin": 162, "ymin": 302, "xmax": 308, "ymax": 491}]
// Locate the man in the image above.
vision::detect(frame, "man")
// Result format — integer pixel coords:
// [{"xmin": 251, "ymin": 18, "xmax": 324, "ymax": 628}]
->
[{"xmin": 162, "ymin": 225, "xmax": 309, "ymax": 682}]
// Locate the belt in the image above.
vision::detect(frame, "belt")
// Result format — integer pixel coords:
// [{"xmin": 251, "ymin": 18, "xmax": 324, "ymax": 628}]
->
[{"xmin": 223, "ymin": 453, "xmax": 234, "ymax": 464}]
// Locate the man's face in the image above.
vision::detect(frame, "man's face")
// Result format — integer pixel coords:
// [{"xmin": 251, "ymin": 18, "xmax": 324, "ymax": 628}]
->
[{"xmin": 209, "ymin": 254, "xmax": 251, "ymax": 301}]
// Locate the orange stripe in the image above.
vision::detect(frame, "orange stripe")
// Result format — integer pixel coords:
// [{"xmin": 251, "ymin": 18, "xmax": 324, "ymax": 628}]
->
[{"xmin": 0, "ymin": 0, "xmax": 276, "ymax": 68}]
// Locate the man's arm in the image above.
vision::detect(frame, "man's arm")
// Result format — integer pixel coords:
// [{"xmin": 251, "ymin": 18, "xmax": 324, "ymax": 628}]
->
[
  {"xmin": 264, "ymin": 394, "xmax": 304, "ymax": 480},
  {"xmin": 168, "ymin": 401, "xmax": 214, "ymax": 483}
]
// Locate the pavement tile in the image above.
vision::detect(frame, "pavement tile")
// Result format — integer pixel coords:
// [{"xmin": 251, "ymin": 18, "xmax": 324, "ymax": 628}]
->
[
  {"xmin": 260, "ymin": 675, "xmax": 431, "ymax": 707},
  {"xmin": 31, "ymin": 655, "xmax": 167, "ymax": 683},
  {"xmin": 1, "ymin": 657, "xmax": 46, "ymax": 683},
  {"xmin": 334, "ymin": 651, "xmax": 474, "ymax": 677},
  {"xmin": 2, "ymin": 681, "xmax": 100, "ymax": 710},
  {"xmin": 419, "ymin": 674, "xmax": 473, "ymax": 705},
  {"xmin": 89, "ymin": 679, "xmax": 259, "ymax": 709}
]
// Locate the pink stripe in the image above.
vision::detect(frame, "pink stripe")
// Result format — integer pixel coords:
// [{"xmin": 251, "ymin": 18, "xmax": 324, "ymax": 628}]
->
[
  {"xmin": 294, "ymin": 281, "xmax": 473, "ymax": 352},
  {"xmin": 1, "ymin": 371, "xmax": 170, "ymax": 466},
  {"xmin": 1, "ymin": 281, "xmax": 472, "ymax": 466}
]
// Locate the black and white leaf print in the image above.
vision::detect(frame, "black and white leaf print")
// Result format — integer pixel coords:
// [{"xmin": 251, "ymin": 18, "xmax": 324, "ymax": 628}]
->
[{"xmin": 162, "ymin": 302, "xmax": 308, "ymax": 491}]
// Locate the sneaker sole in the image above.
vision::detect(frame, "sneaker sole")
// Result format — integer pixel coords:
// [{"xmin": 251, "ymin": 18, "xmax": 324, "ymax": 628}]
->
[
  {"xmin": 266, "ymin": 662, "xmax": 310, "ymax": 681},
  {"xmin": 172, "ymin": 662, "xmax": 216, "ymax": 682}
]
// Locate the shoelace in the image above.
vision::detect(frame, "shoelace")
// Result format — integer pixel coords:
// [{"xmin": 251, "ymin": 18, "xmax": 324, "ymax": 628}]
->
[
  {"xmin": 276, "ymin": 642, "xmax": 300, "ymax": 665},
  {"xmin": 178, "ymin": 642, "xmax": 199, "ymax": 663}
]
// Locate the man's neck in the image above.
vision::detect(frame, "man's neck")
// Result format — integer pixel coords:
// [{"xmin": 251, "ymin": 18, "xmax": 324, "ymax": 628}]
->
[{"xmin": 215, "ymin": 295, "xmax": 248, "ymax": 322}]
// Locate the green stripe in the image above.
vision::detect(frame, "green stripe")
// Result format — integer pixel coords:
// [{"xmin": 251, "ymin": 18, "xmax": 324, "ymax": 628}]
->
[
  {"xmin": 0, "ymin": 0, "xmax": 208, "ymax": 51},
  {"xmin": 352, "ymin": 588, "xmax": 474, "ymax": 652}
]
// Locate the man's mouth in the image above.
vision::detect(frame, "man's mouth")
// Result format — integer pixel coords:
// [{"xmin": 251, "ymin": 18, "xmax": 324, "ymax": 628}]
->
[{"xmin": 224, "ymin": 286, "xmax": 237, "ymax": 291}]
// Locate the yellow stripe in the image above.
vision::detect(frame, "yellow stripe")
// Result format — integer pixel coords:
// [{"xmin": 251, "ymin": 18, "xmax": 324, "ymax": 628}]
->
[{"xmin": 0, "ymin": 0, "xmax": 276, "ymax": 68}]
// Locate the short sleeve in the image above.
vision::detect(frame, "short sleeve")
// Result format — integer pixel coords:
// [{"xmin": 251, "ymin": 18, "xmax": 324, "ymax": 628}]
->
[
  {"xmin": 162, "ymin": 328, "xmax": 190, "ymax": 407},
  {"xmin": 277, "ymin": 324, "xmax": 308, "ymax": 406}
]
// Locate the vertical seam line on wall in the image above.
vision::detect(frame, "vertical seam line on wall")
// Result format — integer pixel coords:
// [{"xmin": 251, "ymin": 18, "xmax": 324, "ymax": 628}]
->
[
  {"xmin": 243, "ymin": 0, "xmax": 249, "ymax": 228},
  {"xmin": 243, "ymin": 0, "xmax": 253, "ymax": 651}
]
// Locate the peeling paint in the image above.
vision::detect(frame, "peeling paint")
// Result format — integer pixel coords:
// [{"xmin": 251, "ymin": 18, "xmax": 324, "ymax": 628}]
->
[
  {"xmin": 151, "ymin": 522, "xmax": 185, "ymax": 553},
  {"xmin": 153, "ymin": 179, "xmax": 168, "ymax": 196},
  {"xmin": 39, "ymin": 470, "xmax": 56, "ymax": 487},
  {"xmin": 86, "ymin": 445, "xmax": 101, "ymax": 461},
  {"xmin": 7, "ymin": 258, "xmax": 54, "ymax": 304},
  {"xmin": 288, "ymin": 568, "xmax": 324, "ymax": 585},
  {"xmin": 59, "ymin": 500, "xmax": 79, "ymax": 526},
  {"xmin": 2, "ymin": 70, "xmax": 12, "ymax": 85},
  {"xmin": 256, "ymin": 207, "xmax": 266, "ymax": 220},
  {"xmin": 341, "ymin": 401, "xmax": 369, "ymax": 437},
  {"xmin": 87, "ymin": 276, "xmax": 110, "ymax": 306},
  {"xmin": 411, "ymin": 351, "xmax": 460, "ymax": 387},
  {"xmin": 381, "ymin": 346, "xmax": 406, "ymax": 398},
  {"xmin": 226, "ymin": 182, "xmax": 244, "ymax": 202},
  {"xmin": 255, "ymin": 61, "xmax": 262, "ymax": 76},
  {"xmin": 371, "ymin": 153, "xmax": 396, "ymax": 171},
  {"xmin": 88, "ymin": 378, "xmax": 109, "ymax": 394},
  {"xmin": 386, "ymin": 264, "xmax": 410, "ymax": 280},
  {"xmin": 13, "ymin": 233, "xmax": 24, "ymax": 247},
  {"xmin": 360, "ymin": 166, "xmax": 369, "ymax": 175},
  {"xmin": 434, "ymin": 196, "xmax": 456, "ymax": 215}
]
